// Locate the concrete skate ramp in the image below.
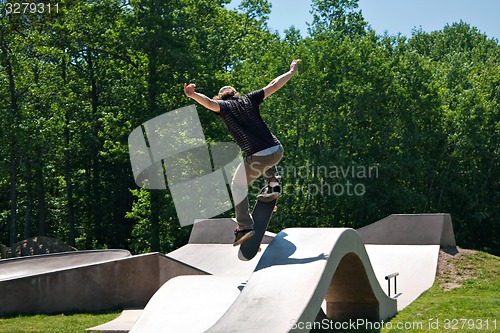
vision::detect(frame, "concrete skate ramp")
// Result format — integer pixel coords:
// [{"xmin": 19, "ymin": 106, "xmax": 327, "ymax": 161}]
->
[
  {"xmin": 168, "ymin": 218, "xmax": 274, "ymax": 276},
  {"xmin": 365, "ymin": 245, "xmax": 440, "ymax": 310},
  {"xmin": 206, "ymin": 228, "xmax": 396, "ymax": 333},
  {"xmin": 130, "ymin": 228, "xmax": 396, "ymax": 333},
  {"xmin": 88, "ymin": 309, "xmax": 143, "ymax": 333},
  {"xmin": 357, "ymin": 213, "xmax": 455, "ymax": 246},
  {"xmin": 129, "ymin": 276, "xmax": 244, "ymax": 333},
  {"xmin": 355, "ymin": 214, "xmax": 454, "ymax": 311},
  {"xmin": 0, "ymin": 252, "xmax": 207, "ymax": 314},
  {"xmin": 189, "ymin": 218, "xmax": 275, "ymax": 245},
  {"xmin": 168, "ymin": 244, "xmax": 269, "ymax": 276},
  {"xmin": 0, "ymin": 250, "xmax": 130, "ymax": 281}
]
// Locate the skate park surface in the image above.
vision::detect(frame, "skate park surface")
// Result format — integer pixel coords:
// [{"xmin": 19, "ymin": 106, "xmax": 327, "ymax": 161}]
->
[{"xmin": 0, "ymin": 214, "xmax": 455, "ymax": 332}]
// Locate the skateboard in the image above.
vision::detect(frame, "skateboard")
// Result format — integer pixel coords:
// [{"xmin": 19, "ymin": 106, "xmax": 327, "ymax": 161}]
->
[{"xmin": 237, "ymin": 191, "xmax": 278, "ymax": 261}]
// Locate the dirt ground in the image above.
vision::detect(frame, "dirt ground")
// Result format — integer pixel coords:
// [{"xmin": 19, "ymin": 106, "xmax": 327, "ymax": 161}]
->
[{"xmin": 437, "ymin": 247, "xmax": 478, "ymax": 291}]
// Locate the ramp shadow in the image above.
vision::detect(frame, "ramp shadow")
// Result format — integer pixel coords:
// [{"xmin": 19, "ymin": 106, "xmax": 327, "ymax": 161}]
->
[{"xmin": 254, "ymin": 232, "xmax": 328, "ymax": 272}]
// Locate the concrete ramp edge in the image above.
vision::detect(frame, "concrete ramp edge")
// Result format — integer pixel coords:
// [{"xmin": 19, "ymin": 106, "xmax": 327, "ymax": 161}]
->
[{"xmin": 357, "ymin": 213, "xmax": 456, "ymax": 246}]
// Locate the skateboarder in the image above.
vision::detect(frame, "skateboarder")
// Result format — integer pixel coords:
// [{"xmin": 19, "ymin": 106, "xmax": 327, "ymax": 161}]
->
[{"xmin": 184, "ymin": 59, "xmax": 301, "ymax": 246}]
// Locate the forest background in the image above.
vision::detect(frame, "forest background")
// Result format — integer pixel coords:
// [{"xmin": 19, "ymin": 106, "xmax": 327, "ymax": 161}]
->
[{"xmin": 0, "ymin": 0, "xmax": 498, "ymax": 255}]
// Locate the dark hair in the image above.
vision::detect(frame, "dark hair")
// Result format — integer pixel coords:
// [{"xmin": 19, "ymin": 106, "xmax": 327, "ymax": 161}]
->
[{"xmin": 214, "ymin": 86, "xmax": 240, "ymax": 100}]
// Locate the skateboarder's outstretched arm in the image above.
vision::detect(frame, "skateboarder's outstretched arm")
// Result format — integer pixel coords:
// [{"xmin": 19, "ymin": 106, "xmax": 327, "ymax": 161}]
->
[
  {"xmin": 183, "ymin": 83, "xmax": 220, "ymax": 112},
  {"xmin": 184, "ymin": 59, "xmax": 300, "ymax": 107},
  {"xmin": 263, "ymin": 59, "xmax": 301, "ymax": 99}
]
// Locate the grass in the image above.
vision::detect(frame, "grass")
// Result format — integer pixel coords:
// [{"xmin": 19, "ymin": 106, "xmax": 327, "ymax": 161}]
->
[
  {"xmin": 379, "ymin": 249, "xmax": 499, "ymax": 333},
  {"xmin": 0, "ymin": 311, "xmax": 120, "ymax": 333},
  {"xmin": 0, "ymin": 249, "xmax": 498, "ymax": 333}
]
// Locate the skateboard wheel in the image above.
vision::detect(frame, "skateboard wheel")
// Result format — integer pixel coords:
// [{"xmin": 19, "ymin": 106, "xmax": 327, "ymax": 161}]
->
[
  {"xmin": 273, "ymin": 205, "xmax": 278, "ymax": 212},
  {"xmin": 258, "ymin": 247, "xmax": 262, "ymax": 252}
]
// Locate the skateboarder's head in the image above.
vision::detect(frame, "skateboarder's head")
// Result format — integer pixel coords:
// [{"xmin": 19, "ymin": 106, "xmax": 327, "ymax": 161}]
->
[{"xmin": 214, "ymin": 86, "xmax": 240, "ymax": 100}]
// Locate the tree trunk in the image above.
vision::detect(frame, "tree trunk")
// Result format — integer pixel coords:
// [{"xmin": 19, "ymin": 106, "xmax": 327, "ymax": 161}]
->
[
  {"xmin": 24, "ymin": 159, "xmax": 33, "ymax": 240},
  {"xmin": 65, "ymin": 142, "xmax": 76, "ymax": 247},
  {"xmin": 150, "ymin": 191, "xmax": 161, "ymax": 252},
  {"xmin": 9, "ymin": 152, "xmax": 18, "ymax": 248},
  {"xmin": 87, "ymin": 48, "xmax": 102, "ymax": 245},
  {"xmin": 62, "ymin": 58, "xmax": 76, "ymax": 247},
  {"xmin": 32, "ymin": 65, "xmax": 48, "ymax": 237},
  {"xmin": 146, "ymin": 18, "xmax": 161, "ymax": 252},
  {"xmin": 35, "ymin": 145, "xmax": 47, "ymax": 236},
  {"xmin": 3, "ymin": 42, "xmax": 19, "ymax": 248}
]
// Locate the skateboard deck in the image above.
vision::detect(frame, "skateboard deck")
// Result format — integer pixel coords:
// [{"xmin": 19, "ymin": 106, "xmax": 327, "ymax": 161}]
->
[{"xmin": 238, "ymin": 198, "xmax": 278, "ymax": 261}]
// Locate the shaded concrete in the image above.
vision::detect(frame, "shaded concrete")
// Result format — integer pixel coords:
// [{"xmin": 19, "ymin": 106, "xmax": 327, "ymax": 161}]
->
[
  {"xmin": 357, "ymin": 213, "xmax": 455, "ymax": 246},
  {"xmin": 0, "ymin": 252, "xmax": 207, "ymax": 314},
  {"xmin": 326, "ymin": 253, "xmax": 380, "ymax": 321}
]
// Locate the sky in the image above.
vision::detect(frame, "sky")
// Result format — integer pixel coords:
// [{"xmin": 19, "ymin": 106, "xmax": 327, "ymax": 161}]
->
[{"xmin": 228, "ymin": 0, "xmax": 500, "ymax": 40}]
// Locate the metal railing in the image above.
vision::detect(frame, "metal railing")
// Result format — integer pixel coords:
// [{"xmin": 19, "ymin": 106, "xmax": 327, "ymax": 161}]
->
[{"xmin": 385, "ymin": 272, "xmax": 399, "ymax": 297}]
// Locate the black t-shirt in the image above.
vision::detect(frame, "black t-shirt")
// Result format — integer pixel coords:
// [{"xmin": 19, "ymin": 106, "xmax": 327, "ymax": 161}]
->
[{"xmin": 216, "ymin": 89, "xmax": 280, "ymax": 156}]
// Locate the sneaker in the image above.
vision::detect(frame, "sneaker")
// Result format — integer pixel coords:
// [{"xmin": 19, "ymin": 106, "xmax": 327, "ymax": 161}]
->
[
  {"xmin": 233, "ymin": 227, "xmax": 255, "ymax": 246},
  {"xmin": 257, "ymin": 184, "xmax": 281, "ymax": 202}
]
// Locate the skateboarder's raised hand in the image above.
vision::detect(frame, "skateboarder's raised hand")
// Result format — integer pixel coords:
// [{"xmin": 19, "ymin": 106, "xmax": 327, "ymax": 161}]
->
[
  {"xmin": 290, "ymin": 59, "xmax": 301, "ymax": 73},
  {"xmin": 184, "ymin": 59, "xmax": 300, "ymax": 109},
  {"xmin": 183, "ymin": 83, "xmax": 220, "ymax": 112},
  {"xmin": 263, "ymin": 59, "xmax": 301, "ymax": 99}
]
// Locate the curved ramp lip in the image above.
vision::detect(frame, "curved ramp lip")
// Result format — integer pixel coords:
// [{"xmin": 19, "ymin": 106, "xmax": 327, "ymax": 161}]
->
[
  {"xmin": 206, "ymin": 228, "xmax": 396, "ymax": 333},
  {"xmin": 0, "ymin": 249, "xmax": 131, "ymax": 282}
]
